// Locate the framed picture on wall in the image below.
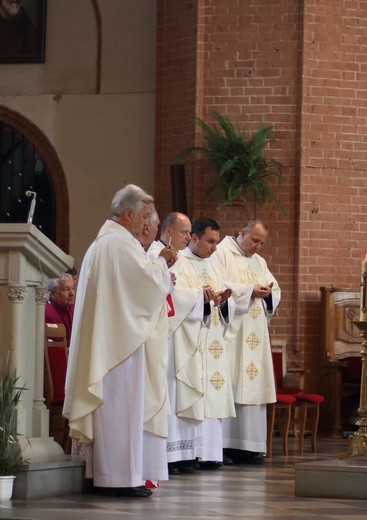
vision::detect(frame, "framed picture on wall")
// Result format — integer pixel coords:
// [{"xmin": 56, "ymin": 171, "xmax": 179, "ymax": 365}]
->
[{"xmin": 0, "ymin": 0, "xmax": 47, "ymax": 64}]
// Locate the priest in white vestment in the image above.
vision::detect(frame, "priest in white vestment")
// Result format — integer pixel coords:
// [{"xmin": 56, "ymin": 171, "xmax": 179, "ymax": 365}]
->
[
  {"xmin": 63, "ymin": 185, "xmax": 177, "ymax": 498},
  {"xmin": 171, "ymin": 217, "xmax": 240, "ymax": 467},
  {"xmin": 137, "ymin": 205, "xmax": 160, "ymax": 252},
  {"xmin": 147, "ymin": 212, "xmax": 204, "ymax": 474},
  {"xmin": 214, "ymin": 219, "xmax": 281, "ymax": 464}
]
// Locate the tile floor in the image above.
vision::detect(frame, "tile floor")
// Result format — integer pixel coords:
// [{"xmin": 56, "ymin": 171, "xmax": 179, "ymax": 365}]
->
[{"xmin": 1, "ymin": 435, "xmax": 367, "ymax": 520}]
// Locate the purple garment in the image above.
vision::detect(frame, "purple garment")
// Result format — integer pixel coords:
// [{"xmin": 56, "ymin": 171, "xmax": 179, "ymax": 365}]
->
[{"xmin": 45, "ymin": 301, "xmax": 74, "ymax": 347}]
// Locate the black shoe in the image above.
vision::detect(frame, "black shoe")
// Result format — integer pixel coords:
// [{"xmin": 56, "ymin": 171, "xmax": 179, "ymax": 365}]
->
[
  {"xmin": 225, "ymin": 449, "xmax": 264, "ymax": 465},
  {"xmin": 222, "ymin": 449, "xmax": 233, "ymax": 465},
  {"xmin": 92, "ymin": 485, "xmax": 152, "ymax": 497},
  {"xmin": 223, "ymin": 454, "xmax": 233, "ymax": 465},
  {"xmin": 236, "ymin": 451, "xmax": 264, "ymax": 465},
  {"xmin": 168, "ymin": 462, "xmax": 180, "ymax": 475},
  {"xmin": 169, "ymin": 461, "xmax": 195, "ymax": 474},
  {"xmin": 176, "ymin": 461, "xmax": 196, "ymax": 473},
  {"xmin": 198, "ymin": 461, "xmax": 223, "ymax": 470},
  {"xmin": 240, "ymin": 455, "xmax": 264, "ymax": 465},
  {"xmin": 178, "ymin": 466, "xmax": 195, "ymax": 473}
]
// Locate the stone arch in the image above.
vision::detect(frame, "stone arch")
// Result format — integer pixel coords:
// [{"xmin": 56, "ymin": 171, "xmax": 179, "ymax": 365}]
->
[{"xmin": 0, "ymin": 104, "xmax": 70, "ymax": 252}]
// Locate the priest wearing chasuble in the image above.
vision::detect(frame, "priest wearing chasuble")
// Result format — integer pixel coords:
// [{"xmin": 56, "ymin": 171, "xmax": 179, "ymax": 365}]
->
[
  {"xmin": 63, "ymin": 185, "xmax": 177, "ymax": 498},
  {"xmin": 171, "ymin": 217, "xmax": 241, "ymax": 466},
  {"xmin": 148, "ymin": 212, "xmax": 205, "ymax": 474},
  {"xmin": 214, "ymin": 219, "xmax": 281, "ymax": 464}
]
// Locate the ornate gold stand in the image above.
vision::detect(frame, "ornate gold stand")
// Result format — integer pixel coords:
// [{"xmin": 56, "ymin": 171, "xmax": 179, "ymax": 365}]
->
[{"xmin": 339, "ymin": 320, "xmax": 367, "ymax": 458}]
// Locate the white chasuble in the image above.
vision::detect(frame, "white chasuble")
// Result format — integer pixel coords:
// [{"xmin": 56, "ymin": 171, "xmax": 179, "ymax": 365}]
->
[
  {"xmin": 63, "ymin": 220, "xmax": 171, "ymax": 443},
  {"xmin": 147, "ymin": 239, "xmax": 165, "ymax": 259},
  {"xmin": 144, "ymin": 302, "xmax": 170, "ymax": 437},
  {"xmin": 147, "ymin": 241, "xmax": 203, "ymax": 420},
  {"xmin": 214, "ymin": 235, "xmax": 280, "ymax": 405},
  {"xmin": 147, "ymin": 242, "xmax": 204, "ymax": 458},
  {"xmin": 172, "ymin": 248, "xmax": 236, "ymax": 420}
]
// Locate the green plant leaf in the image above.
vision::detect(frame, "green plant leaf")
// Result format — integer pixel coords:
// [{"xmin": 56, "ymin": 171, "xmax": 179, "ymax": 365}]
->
[
  {"xmin": 0, "ymin": 352, "xmax": 28, "ymax": 475},
  {"xmin": 172, "ymin": 110, "xmax": 285, "ymax": 214}
]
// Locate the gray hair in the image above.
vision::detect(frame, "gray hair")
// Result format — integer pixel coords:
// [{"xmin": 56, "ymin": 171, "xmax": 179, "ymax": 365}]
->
[
  {"xmin": 111, "ymin": 184, "xmax": 154, "ymax": 216},
  {"xmin": 147, "ymin": 206, "xmax": 159, "ymax": 226},
  {"xmin": 160, "ymin": 212, "xmax": 181, "ymax": 233},
  {"xmin": 48, "ymin": 273, "xmax": 74, "ymax": 292}
]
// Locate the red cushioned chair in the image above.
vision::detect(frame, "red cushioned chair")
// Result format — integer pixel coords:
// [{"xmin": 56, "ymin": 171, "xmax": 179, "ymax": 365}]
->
[
  {"xmin": 267, "ymin": 336, "xmax": 299, "ymax": 457},
  {"xmin": 272, "ymin": 349, "xmax": 302, "ymax": 395},
  {"xmin": 293, "ymin": 392, "xmax": 325, "ymax": 454},
  {"xmin": 266, "ymin": 393, "xmax": 297, "ymax": 457},
  {"xmin": 44, "ymin": 323, "xmax": 70, "ymax": 453},
  {"xmin": 270, "ymin": 335, "xmax": 325, "ymax": 455}
]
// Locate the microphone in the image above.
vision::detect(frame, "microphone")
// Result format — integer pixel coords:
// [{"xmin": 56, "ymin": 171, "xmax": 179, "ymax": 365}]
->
[{"xmin": 25, "ymin": 191, "xmax": 37, "ymax": 224}]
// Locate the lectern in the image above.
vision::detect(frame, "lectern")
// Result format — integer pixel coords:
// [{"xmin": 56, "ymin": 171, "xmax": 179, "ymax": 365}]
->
[{"xmin": 0, "ymin": 224, "xmax": 84, "ymax": 498}]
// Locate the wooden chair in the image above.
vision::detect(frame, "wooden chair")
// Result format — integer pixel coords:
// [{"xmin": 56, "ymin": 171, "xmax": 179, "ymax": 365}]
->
[
  {"xmin": 44, "ymin": 323, "xmax": 70, "ymax": 453},
  {"xmin": 267, "ymin": 336, "xmax": 299, "ymax": 457},
  {"xmin": 266, "ymin": 393, "xmax": 296, "ymax": 457},
  {"xmin": 268, "ymin": 335, "xmax": 325, "ymax": 455},
  {"xmin": 293, "ymin": 392, "xmax": 325, "ymax": 454},
  {"xmin": 271, "ymin": 335, "xmax": 303, "ymax": 395}
]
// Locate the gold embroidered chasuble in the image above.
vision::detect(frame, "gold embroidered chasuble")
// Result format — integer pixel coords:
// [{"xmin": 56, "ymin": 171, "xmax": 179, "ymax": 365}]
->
[
  {"xmin": 214, "ymin": 235, "xmax": 280, "ymax": 405},
  {"xmin": 147, "ymin": 241, "xmax": 203, "ymax": 422},
  {"xmin": 172, "ymin": 248, "xmax": 236, "ymax": 420}
]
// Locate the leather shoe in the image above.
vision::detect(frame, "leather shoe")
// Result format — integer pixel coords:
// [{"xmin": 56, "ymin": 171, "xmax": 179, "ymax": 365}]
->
[
  {"xmin": 198, "ymin": 461, "xmax": 223, "ymax": 470},
  {"xmin": 169, "ymin": 461, "xmax": 195, "ymax": 474},
  {"xmin": 176, "ymin": 461, "xmax": 196, "ymax": 473},
  {"xmin": 93, "ymin": 485, "xmax": 153, "ymax": 497},
  {"xmin": 223, "ymin": 455, "xmax": 233, "ymax": 465},
  {"xmin": 236, "ymin": 454, "xmax": 264, "ymax": 465},
  {"xmin": 225, "ymin": 449, "xmax": 264, "ymax": 465},
  {"xmin": 168, "ymin": 463, "xmax": 180, "ymax": 475},
  {"xmin": 178, "ymin": 465, "xmax": 195, "ymax": 473}
]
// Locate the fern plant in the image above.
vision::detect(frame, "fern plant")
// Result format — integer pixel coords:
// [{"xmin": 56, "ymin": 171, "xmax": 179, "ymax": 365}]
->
[
  {"xmin": 0, "ymin": 353, "xmax": 27, "ymax": 476},
  {"xmin": 174, "ymin": 111, "xmax": 284, "ymax": 213}
]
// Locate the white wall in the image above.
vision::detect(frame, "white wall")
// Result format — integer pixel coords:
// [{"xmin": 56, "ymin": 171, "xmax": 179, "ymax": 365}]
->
[{"xmin": 0, "ymin": 0, "xmax": 157, "ymax": 268}]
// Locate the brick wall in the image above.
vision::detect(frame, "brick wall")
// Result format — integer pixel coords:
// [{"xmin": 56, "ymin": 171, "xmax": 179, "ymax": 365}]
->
[
  {"xmin": 155, "ymin": 0, "xmax": 367, "ymax": 391},
  {"xmin": 298, "ymin": 0, "xmax": 367, "ymax": 385},
  {"xmin": 155, "ymin": 0, "xmax": 199, "ymax": 217}
]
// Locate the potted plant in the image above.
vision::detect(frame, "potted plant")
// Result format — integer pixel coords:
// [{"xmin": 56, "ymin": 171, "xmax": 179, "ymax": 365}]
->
[
  {"xmin": 0, "ymin": 352, "xmax": 27, "ymax": 501},
  {"xmin": 173, "ymin": 110, "xmax": 284, "ymax": 215}
]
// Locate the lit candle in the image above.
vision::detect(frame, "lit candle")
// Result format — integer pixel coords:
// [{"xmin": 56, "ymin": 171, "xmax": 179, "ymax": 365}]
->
[{"xmin": 360, "ymin": 255, "xmax": 367, "ymax": 321}]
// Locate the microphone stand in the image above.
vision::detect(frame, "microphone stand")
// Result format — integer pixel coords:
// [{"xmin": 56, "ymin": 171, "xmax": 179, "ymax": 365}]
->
[{"xmin": 27, "ymin": 193, "xmax": 36, "ymax": 224}]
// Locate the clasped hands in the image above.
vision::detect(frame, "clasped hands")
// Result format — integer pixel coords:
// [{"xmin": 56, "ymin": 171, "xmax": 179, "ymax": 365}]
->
[
  {"xmin": 253, "ymin": 282, "xmax": 273, "ymax": 299},
  {"xmin": 159, "ymin": 244, "xmax": 178, "ymax": 268},
  {"xmin": 202, "ymin": 284, "xmax": 232, "ymax": 305}
]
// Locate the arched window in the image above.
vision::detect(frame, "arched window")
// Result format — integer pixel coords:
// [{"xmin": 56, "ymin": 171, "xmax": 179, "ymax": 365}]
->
[
  {"xmin": 0, "ymin": 105, "xmax": 70, "ymax": 253},
  {"xmin": 0, "ymin": 121, "xmax": 55, "ymax": 240}
]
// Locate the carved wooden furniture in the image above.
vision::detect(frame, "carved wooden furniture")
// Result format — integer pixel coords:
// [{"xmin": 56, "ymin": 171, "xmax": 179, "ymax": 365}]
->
[{"xmin": 319, "ymin": 287, "xmax": 361, "ymax": 437}]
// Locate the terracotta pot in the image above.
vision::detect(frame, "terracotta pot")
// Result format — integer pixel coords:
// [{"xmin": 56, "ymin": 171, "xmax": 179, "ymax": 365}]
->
[{"xmin": 231, "ymin": 198, "xmax": 245, "ymax": 206}]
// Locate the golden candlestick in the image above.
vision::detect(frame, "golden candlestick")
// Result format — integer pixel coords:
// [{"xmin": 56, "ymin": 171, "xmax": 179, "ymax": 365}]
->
[
  {"xmin": 360, "ymin": 263, "xmax": 367, "ymax": 321},
  {"xmin": 340, "ymin": 259, "xmax": 367, "ymax": 458}
]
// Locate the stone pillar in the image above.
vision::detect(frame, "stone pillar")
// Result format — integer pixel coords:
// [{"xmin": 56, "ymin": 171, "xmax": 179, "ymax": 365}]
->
[
  {"xmin": 33, "ymin": 285, "xmax": 50, "ymax": 438},
  {"xmin": 7, "ymin": 282, "xmax": 28, "ymax": 437}
]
